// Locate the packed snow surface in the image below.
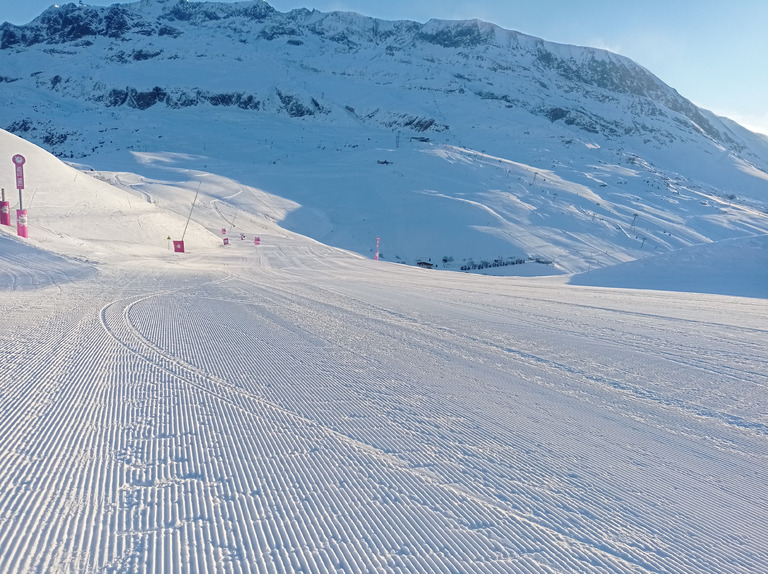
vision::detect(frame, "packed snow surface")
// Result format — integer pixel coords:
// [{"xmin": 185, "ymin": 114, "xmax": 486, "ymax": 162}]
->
[
  {"xmin": 570, "ymin": 233, "xmax": 768, "ymax": 298},
  {"xmin": 1, "ymin": 131, "xmax": 767, "ymax": 573}
]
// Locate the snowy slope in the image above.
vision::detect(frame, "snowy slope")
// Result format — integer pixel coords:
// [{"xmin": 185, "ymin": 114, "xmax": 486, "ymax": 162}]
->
[
  {"xmin": 0, "ymin": 128, "xmax": 223, "ymax": 261},
  {"xmin": 2, "ymin": 5, "xmax": 767, "ymax": 571},
  {"xmin": 0, "ymin": 233, "xmax": 96, "ymax": 289},
  {"xmin": 2, "ymin": 113, "xmax": 768, "ymax": 573},
  {"xmin": 570, "ymin": 233, "xmax": 768, "ymax": 298},
  {"xmin": 1, "ymin": 0, "xmax": 768, "ymax": 278}
]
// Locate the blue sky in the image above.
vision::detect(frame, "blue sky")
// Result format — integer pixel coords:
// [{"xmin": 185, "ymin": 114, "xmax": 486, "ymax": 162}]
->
[{"xmin": 3, "ymin": 0, "xmax": 767, "ymax": 134}]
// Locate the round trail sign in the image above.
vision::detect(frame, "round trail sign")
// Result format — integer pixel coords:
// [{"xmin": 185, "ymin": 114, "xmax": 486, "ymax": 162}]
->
[{"xmin": 12, "ymin": 154, "xmax": 26, "ymax": 190}]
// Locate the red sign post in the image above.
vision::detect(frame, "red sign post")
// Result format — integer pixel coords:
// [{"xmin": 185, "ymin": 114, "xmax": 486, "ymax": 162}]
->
[
  {"xmin": 12, "ymin": 155, "xmax": 27, "ymax": 238},
  {"xmin": 0, "ymin": 187, "xmax": 9, "ymax": 226}
]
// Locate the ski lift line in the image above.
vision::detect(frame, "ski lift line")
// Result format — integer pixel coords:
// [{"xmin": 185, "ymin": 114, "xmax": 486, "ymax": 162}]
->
[{"xmin": 181, "ymin": 182, "xmax": 202, "ymax": 241}]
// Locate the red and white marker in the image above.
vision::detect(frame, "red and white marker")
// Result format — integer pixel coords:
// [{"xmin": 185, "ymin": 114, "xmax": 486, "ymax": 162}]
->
[
  {"xmin": 0, "ymin": 187, "xmax": 9, "ymax": 226},
  {"xmin": 12, "ymin": 155, "xmax": 27, "ymax": 237},
  {"xmin": 16, "ymin": 209, "xmax": 27, "ymax": 238}
]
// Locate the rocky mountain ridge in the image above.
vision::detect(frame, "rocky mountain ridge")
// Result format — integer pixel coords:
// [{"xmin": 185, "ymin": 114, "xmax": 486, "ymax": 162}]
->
[{"xmin": 2, "ymin": 0, "xmax": 761, "ymax": 158}]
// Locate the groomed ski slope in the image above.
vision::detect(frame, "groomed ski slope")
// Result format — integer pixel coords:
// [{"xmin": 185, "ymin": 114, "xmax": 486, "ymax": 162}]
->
[
  {"xmin": 1, "ymin": 128, "xmax": 767, "ymax": 573},
  {"xmin": 1, "ymin": 229, "xmax": 767, "ymax": 573}
]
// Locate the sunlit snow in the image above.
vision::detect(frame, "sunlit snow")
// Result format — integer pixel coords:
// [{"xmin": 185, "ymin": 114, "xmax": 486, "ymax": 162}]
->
[
  {"xmin": 1, "ymin": 2, "xmax": 767, "ymax": 570},
  {"xmin": 1, "ymin": 125, "xmax": 766, "ymax": 573}
]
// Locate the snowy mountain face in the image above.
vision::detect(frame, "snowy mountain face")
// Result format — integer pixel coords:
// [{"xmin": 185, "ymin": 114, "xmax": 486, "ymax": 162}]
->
[{"xmin": 1, "ymin": 0, "xmax": 767, "ymax": 274}]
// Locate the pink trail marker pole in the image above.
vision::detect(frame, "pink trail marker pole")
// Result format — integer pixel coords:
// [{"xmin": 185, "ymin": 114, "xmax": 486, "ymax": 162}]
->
[
  {"xmin": 375, "ymin": 237, "xmax": 380, "ymax": 261},
  {"xmin": 0, "ymin": 188, "xmax": 9, "ymax": 226},
  {"xmin": 12, "ymin": 155, "xmax": 27, "ymax": 238}
]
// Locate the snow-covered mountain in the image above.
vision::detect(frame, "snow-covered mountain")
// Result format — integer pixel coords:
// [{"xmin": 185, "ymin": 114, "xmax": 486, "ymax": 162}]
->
[
  {"xmin": 2, "ymin": 6, "xmax": 768, "ymax": 571},
  {"xmin": 1, "ymin": 0, "xmax": 767, "ymax": 276}
]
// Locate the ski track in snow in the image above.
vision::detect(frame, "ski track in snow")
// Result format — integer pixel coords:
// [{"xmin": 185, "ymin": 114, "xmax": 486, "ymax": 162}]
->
[{"xmin": 1, "ymin": 236, "xmax": 767, "ymax": 573}]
